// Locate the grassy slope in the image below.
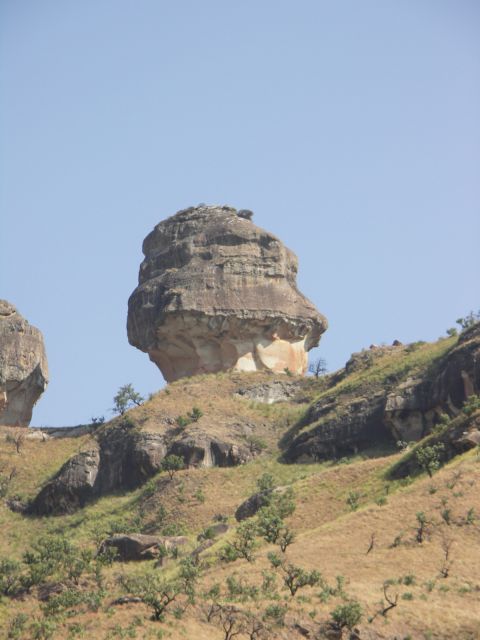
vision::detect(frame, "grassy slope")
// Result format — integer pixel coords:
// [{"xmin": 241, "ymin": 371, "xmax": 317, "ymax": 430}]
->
[{"xmin": 0, "ymin": 337, "xmax": 479, "ymax": 639}]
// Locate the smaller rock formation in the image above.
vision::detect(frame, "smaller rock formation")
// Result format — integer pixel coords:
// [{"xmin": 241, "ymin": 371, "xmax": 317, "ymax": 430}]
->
[
  {"xmin": 29, "ymin": 421, "xmax": 256, "ymax": 516},
  {"xmin": 0, "ymin": 300, "xmax": 48, "ymax": 426},
  {"xmin": 98, "ymin": 534, "xmax": 188, "ymax": 561},
  {"xmin": 127, "ymin": 205, "xmax": 327, "ymax": 382},
  {"xmin": 285, "ymin": 324, "xmax": 480, "ymax": 462},
  {"xmin": 235, "ymin": 380, "xmax": 302, "ymax": 404}
]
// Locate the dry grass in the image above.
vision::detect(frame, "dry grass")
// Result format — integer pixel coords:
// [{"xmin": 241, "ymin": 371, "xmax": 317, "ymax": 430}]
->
[{"xmin": 0, "ymin": 345, "xmax": 478, "ymax": 639}]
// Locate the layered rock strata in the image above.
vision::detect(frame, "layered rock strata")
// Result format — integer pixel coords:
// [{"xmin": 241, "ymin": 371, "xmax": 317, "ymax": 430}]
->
[
  {"xmin": 29, "ymin": 422, "xmax": 255, "ymax": 515},
  {"xmin": 127, "ymin": 205, "xmax": 327, "ymax": 381},
  {"xmin": 0, "ymin": 300, "xmax": 48, "ymax": 425},
  {"xmin": 284, "ymin": 324, "xmax": 480, "ymax": 462}
]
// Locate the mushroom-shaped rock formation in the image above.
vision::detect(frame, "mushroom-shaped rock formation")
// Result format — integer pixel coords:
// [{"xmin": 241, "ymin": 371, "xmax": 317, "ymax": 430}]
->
[
  {"xmin": 127, "ymin": 205, "xmax": 327, "ymax": 382},
  {"xmin": 0, "ymin": 300, "xmax": 49, "ymax": 426}
]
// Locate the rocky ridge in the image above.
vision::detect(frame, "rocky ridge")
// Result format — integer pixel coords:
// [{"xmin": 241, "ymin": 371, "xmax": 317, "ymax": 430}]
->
[{"xmin": 284, "ymin": 324, "xmax": 480, "ymax": 462}]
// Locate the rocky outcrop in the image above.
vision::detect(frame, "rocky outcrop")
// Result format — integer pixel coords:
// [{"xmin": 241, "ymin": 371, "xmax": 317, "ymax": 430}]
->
[
  {"xmin": 235, "ymin": 490, "xmax": 272, "ymax": 521},
  {"xmin": 235, "ymin": 380, "xmax": 303, "ymax": 404},
  {"xmin": 127, "ymin": 205, "xmax": 327, "ymax": 382},
  {"xmin": 98, "ymin": 534, "xmax": 188, "ymax": 561},
  {"xmin": 29, "ymin": 447, "xmax": 101, "ymax": 515},
  {"xmin": 389, "ymin": 411, "xmax": 480, "ymax": 479},
  {"xmin": 285, "ymin": 325, "xmax": 480, "ymax": 462},
  {"xmin": 284, "ymin": 394, "xmax": 388, "ymax": 463},
  {"xmin": 29, "ymin": 422, "xmax": 256, "ymax": 516},
  {"xmin": 0, "ymin": 300, "xmax": 48, "ymax": 426}
]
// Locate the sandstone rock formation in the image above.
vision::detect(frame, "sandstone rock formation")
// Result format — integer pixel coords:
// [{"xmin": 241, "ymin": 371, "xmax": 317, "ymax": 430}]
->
[
  {"xmin": 98, "ymin": 534, "xmax": 188, "ymax": 562},
  {"xmin": 0, "ymin": 300, "xmax": 48, "ymax": 426},
  {"xmin": 285, "ymin": 324, "xmax": 480, "ymax": 462},
  {"xmin": 127, "ymin": 205, "xmax": 327, "ymax": 381},
  {"xmin": 29, "ymin": 421, "xmax": 256, "ymax": 515}
]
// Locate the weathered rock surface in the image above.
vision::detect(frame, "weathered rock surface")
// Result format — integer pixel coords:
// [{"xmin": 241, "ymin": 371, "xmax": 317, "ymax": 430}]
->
[
  {"xmin": 98, "ymin": 534, "xmax": 188, "ymax": 561},
  {"xmin": 29, "ymin": 422, "xmax": 256, "ymax": 516},
  {"xmin": 235, "ymin": 380, "xmax": 303, "ymax": 404},
  {"xmin": 127, "ymin": 205, "xmax": 327, "ymax": 382},
  {"xmin": 235, "ymin": 486, "xmax": 289, "ymax": 521},
  {"xmin": 0, "ymin": 300, "xmax": 48, "ymax": 426},
  {"xmin": 285, "ymin": 325, "xmax": 480, "ymax": 462},
  {"xmin": 389, "ymin": 412, "xmax": 480, "ymax": 479},
  {"xmin": 235, "ymin": 490, "xmax": 273, "ymax": 521}
]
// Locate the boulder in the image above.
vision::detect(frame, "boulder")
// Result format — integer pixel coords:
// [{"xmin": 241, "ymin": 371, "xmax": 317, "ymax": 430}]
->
[
  {"xmin": 127, "ymin": 205, "xmax": 327, "ymax": 382},
  {"xmin": 98, "ymin": 534, "xmax": 188, "ymax": 561},
  {"xmin": 29, "ymin": 447, "xmax": 101, "ymax": 515},
  {"xmin": 235, "ymin": 490, "xmax": 272, "ymax": 521},
  {"xmin": 0, "ymin": 300, "xmax": 48, "ymax": 426}
]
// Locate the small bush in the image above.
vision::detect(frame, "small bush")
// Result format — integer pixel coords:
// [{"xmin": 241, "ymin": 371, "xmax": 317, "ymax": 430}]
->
[
  {"xmin": 161, "ymin": 455, "xmax": 184, "ymax": 480},
  {"xmin": 256, "ymin": 473, "xmax": 276, "ymax": 493},
  {"xmin": 220, "ymin": 521, "xmax": 258, "ymax": 563},
  {"xmin": 263, "ymin": 603, "xmax": 287, "ymax": 626},
  {"xmin": 462, "ymin": 394, "xmax": 480, "ymax": 416},
  {"xmin": 415, "ymin": 444, "xmax": 445, "ymax": 477},
  {"xmin": 346, "ymin": 491, "xmax": 360, "ymax": 511},
  {"xmin": 331, "ymin": 600, "xmax": 363, "ymax": 630}
]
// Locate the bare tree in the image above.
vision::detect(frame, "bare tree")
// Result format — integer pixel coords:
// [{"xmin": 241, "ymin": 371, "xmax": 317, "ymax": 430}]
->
[
  {"xmin": 219, "ymin": 606, "xmax": 245, "ymax": 640},
  {"xmin": 308, "ymin": 357, "xmax": 327, "ymax": 378},
  {"xmin": 366, "ymin": 532, "xmax": 376, "ymax": 555},
  {"xmin": 439, "ymin": 535, "xmax": 454, "ymax": 578},
  {"xmin": 6, "ymin": 429, "xmax": 26, "ymax": 454},
  {"xmin": 370, "ymin": 583, "xmax": 399, "ymax": 621}
]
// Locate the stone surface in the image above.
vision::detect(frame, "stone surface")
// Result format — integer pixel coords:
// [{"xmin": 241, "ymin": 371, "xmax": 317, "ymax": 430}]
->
[
  {"xmin": 285, "ymin": 324, "xmax": 480, "ymax": 462},
  {"xmin": 0, "ymin": 300, "xmax": 48, "ymax": 426},
  {"xmin": 389, "ymin": 412, "xmax": 480, "ymax": 479},
  {"xmin": 234, "ymin": 490, "xmax": 273, "ymax": 521},
  {"xmin": 98, "ymin": 534, "xmax": 188, "ymax": 561},
  {"xmin": 235, "ymin": 380, "xmax": 302, "ymax": 404},
  {"xmin": 30, "ymin": 421, "xmax": 256, "ymax": 515},
  {"xmin": 127, "ymin": 205, "xmax": 327, "ymax": 381}
]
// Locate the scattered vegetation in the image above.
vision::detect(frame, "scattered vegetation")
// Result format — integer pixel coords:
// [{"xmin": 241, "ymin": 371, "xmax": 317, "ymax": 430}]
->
[{"xmin": 112, "ymin": 383, "xmax": 144, "ymax": 415}]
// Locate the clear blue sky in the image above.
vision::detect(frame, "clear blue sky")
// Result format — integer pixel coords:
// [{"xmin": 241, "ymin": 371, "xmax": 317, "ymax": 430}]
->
[{"xmin": 1, "ymin": 1, "xmax": 479, "ymax": 426}]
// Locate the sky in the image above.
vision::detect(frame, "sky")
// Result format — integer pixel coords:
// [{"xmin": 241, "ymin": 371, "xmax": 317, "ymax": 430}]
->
[{"xmin": 1, "ymin": 0, "xmax": 479, "ymax": 427}]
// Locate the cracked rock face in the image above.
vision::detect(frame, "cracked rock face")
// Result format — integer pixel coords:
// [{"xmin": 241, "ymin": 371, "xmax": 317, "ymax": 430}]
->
[
  {"xmin": 0, "ymin": 300, "xmax": 49, "ymax": 426},
  {"xmin": 127, "ymin": 205, "xmax": 327, "ymax": 381}
]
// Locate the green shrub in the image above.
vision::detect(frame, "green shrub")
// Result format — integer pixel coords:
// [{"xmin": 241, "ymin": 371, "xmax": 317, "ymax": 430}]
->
[
  {"xmin": 415, "ymin": 444, "xmax": 445, "ymax": 477},
  {"xmin": 0, "ymin": 559, "xmax": 22, "ymax": 596},
  {"xmin": 346, "ymin": 491, "xmax": 360, "ymax": 511},
  {"xmin": 263, "ymin": 603, "xmax": 287, "ymax": 626},
  {"xmin": 220, "ymin": 520, "xmax": 258, "ymax": 563},
  {"xmin": 256, "ymin": 473, "xmax": 276, "ymax": 493},
  {"xmin": 257, "ymin": 506, "xmax": 284, "ymax": 544},
  {"xmin": 189, "ymin": 407, "xmax": 203, "ymax": 422},
  {"xmin": 462, "ymin": 394, "xmax": 480, "ymax": 416},
  {"xmin": 113, "ymin": 384, "xmax": 144, "ymax": 415},
  {"xmin": 6, "ymin": 613, "xmax": 29, "ymax": 639},
  {"xmin": 161, "ymin": 455, "xmax": 184, "ymax": 480},
  {"xmin": 331, "ymin": 600, "xmax": 363, "ymax": 630}
]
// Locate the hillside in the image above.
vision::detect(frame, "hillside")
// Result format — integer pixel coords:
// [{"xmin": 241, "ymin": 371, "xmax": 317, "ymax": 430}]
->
[{"xmin": 0, "ymin": 329, "xmax": 479, "ymax": 639}]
